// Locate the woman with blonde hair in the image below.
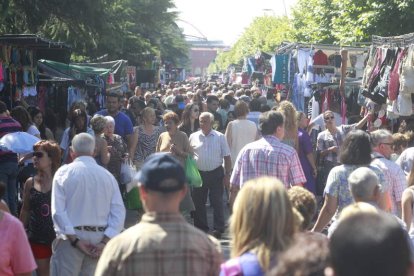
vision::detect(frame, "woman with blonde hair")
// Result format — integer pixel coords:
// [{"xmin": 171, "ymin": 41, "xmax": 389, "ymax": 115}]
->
[
  {"xmin": 276, "ymin": 101, "xmax": 298, "ymax": 151},
  {"xmin": 132, "ymin": 107, "xmax": 162, "ymax": 169},
  {"xmin": 220, "ymin": 177, "xmax": 296, "ymax": 275}
]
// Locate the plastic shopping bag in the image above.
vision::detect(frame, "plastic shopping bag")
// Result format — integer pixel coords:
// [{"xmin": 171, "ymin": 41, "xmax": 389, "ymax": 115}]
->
[
  {"xmin": 185, "ymin": 156, "xmax": 202, "ymax": 188},
  {"xmin": 120, "ymin": 160, "xmax": 135, "ymax": 185},
  {"xmin": 125, "ymin": 186, "xmax": 142, "ymax": 210}
]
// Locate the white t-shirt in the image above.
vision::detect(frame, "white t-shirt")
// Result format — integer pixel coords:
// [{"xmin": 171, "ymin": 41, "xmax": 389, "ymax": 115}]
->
[{"xmin": 27, "ymin": 125, "xmax": 40, "ymax": 137}]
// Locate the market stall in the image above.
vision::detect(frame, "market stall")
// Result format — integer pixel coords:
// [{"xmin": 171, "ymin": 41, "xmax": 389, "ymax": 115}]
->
[{"xmin": 0, "ymin": 34, "xmax": 71, "ymax": 109}]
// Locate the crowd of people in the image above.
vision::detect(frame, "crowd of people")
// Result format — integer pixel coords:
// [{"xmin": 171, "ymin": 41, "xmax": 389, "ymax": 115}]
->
[{"xmin": 1, "ymin": 81, "xmax": 414, "ymax": 275}]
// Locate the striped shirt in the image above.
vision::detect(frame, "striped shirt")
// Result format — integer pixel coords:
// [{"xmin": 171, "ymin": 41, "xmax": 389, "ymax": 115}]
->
[
  {"xmin": 189, "ymin": 129, "xmax": 230, "ymax": 171},
  {"xmin": 95, "ymin": 212, "xmax": 222, "ymax": 276},
  {"xmin": 230, "ymin": 135, "xmax": 306, "ymax": 188},
  {"xmin": 0, "ymin": 116, "xmax": 22, "ymax": 163},
  {"xmin": 371, "ymin": 152, "xmax": 406, "ymax": 216}
]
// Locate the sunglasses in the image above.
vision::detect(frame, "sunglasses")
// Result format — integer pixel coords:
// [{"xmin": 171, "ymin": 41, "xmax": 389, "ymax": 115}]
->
[
  {"xmin": 33, "ymin": 152, "xmax": 47, "ymax": 158},
  {"xmin": 324, "ymin": 116, "xmax": 335, "ymax": 121}
]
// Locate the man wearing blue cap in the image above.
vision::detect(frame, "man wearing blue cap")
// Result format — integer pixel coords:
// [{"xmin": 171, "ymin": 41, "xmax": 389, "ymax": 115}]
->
[{"xmin": 95, "ymin": 153, "xmax": 222, "ymax": 276}]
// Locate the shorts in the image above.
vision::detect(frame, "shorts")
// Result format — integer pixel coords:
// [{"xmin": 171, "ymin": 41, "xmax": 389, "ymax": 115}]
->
[{"xmin": 30, "ymin": 242, "xmax": 52, "ymax": 259}]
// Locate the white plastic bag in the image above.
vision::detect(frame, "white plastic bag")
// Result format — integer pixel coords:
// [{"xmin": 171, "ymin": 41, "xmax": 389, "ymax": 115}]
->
[{"xmin": 120, "ymin": 160, "xmax": 136, "ymax": 186}]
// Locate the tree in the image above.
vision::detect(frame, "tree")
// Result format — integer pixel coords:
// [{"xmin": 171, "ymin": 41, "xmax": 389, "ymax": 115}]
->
[
  {"xmin": 0, "ymin": 0, "xmax": 189, "ymax": 66},
  {"xmin": 211, "ymin": 16, "xmax": 293, "ymax": 71},
  {"xmin": 291, "ymin": 0, "xmax": 414, "ymax": 44},
  {"xmin": 291, "ymin": 0, "xmax": 338, "ymax": 43}
]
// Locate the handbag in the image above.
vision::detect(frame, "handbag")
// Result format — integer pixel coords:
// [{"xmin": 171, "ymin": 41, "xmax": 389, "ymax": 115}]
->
[
  {"xmin": 184, "ymin": 156, "xmax": 202, "ymax": 188},
  {"xmin": 400, "ymin": 46, "xmax": 414, "ymax": 95}
]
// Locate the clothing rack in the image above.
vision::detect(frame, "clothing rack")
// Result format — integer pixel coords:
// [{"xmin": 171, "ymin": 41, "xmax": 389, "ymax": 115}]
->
[
  {"xmin": 275, "ymin": 42, "xmax": 368, "ymax": 54},
  {"xmin": 372, "ymin": 33, "xmax": 414, "ymax": 47}
]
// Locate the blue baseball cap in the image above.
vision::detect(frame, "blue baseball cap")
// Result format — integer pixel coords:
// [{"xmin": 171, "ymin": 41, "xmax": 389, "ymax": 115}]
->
[{"xmin": 135, "ymin": 153, "xmax": 186, "ymax": 193}]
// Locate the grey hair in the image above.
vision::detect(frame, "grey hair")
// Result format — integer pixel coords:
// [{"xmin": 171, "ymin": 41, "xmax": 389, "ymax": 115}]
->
[
  {"xmin": 348, "ymin": 167, "xmax": 380, "ymax": 201},
  {"xmin": 72, "ymin": 133, "xmax": 95, "ymax": 155},
  {"xmin": 104, "ymin": 116, "xmax": 115, "ymax": 127},
  {"xmin": 90, "ymin": 115, "xmax": 107, "ymax": 134},
  {"xmin": 199, "ymin": 112, "xmax": 214, "ymax": 122},
  {"xmin": 370, "ymin": 129, "xmax": 392, "ymax": 147}
]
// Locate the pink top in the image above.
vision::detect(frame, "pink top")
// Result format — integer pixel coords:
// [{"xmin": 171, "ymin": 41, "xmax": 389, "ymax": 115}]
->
[{"xmin": 0, "ymin": 212, "xmax": 37, "ymax": 276}]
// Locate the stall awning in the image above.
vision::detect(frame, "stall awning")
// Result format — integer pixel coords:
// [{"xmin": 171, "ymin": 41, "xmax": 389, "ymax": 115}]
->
[{"xmin": 38, "ymin": 59, "xmax": 111, "ymax": 81}]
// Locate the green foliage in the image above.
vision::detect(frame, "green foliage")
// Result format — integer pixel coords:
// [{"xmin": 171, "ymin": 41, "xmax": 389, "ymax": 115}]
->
[
  {"xmin": 0, "ymin": 0, "xmax": 189, "ymax": 67},
  {"xmin": 292, "ymin": 0, "xmax": 414, "ymax": 44},
  {"xmin": 212, "ymin": 16, "xmax": 294, "ymax": 71}
]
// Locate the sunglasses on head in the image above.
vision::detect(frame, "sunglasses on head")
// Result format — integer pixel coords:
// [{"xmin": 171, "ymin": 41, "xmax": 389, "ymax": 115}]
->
[{"xmin": 33, "ymin": 152, "xmax": 47, "ymax": 158}]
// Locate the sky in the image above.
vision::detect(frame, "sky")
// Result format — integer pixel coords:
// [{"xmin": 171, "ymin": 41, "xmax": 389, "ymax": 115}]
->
[{"xmin": 173, "ymin": 0, "xmax": 298, "ymax": 46}]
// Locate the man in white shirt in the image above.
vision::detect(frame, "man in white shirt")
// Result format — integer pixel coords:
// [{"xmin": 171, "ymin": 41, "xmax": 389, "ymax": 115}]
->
[
  {"xmin": 50, "ymin": 133, "xmax": 126, "ymax": 276},
  {"xmin": 189, "ymin": 112, "xmax": 232, "ymax": 239},
  {"xmin": 370, "ymin": 129, "xmax": 406, "ymax": 217}
]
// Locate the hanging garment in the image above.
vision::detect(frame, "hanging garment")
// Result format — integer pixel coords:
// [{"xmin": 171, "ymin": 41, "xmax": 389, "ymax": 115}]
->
[
  {"xmin": 329, "ymin": 54, "xmax": 342, "ymax": 68},
  {"xmin": 247, "ymin": 58, "xmax": 256, "ymax": 75},
  {"xmin": 271, "ymin": 54, "xmax": 290, "ymax": 84},
  {"xmin": 306, "ymin": 54, "xmax": 314, "ymax": 83},
  {"xmin": 400, "ymin": 45, "xmax": 414, "ymax": 96},
  {"xmin": 364, "ymin": 48, "xmax": 396, "ymax": 104},
  {"xmin": 388, "ymin": 48, "xmax": 405, "ymax": 101},
  {"xmin": 397, "ymin": 93, "xmax": 412, "ymax": 116},
  {"xmin": 297, "ymin": 48, "xmax": 312, "ymax": 74},
  {"xmin": 313, "ymin": 50, "xmax": 329, "ymax": 66}
]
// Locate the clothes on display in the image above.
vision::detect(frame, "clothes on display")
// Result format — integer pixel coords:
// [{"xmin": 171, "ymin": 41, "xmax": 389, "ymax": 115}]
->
[{"xmin": 361, "ymin": 33, "xmax": 414, "ymax": 117}]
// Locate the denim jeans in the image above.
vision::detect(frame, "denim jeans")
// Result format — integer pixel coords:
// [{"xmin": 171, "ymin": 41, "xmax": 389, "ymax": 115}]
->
[{"xmin": 0, "ymin": 161, "xmax": 18, "ymax": 215}]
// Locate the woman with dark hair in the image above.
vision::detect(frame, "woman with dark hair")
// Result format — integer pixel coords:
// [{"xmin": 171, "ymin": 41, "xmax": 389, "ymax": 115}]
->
[
  {"xmin": 60, "ymin": 108, "xmax": 94, "ymax": 164},
  {"xmin": 10, "ymin": 106, "xmax": 41, "ymax": 138},
  {"xmin": 192, "ymin": 90, "xmax": 207, "ymax": 113},
  {"xmin": 12, "ymin": 106, "xmax": 41, "ymax": 186},
  {"xmin": 178, "ymin": 103, "xmax": 200, "ymax": 137},
  {"xmin": 297, "ymin": 112, "xmax": 317, "ymax": 194},
  {"xmin": 316, "ymin": 110, "xmax": 369, "ymax": 193},
  {"xmin": 19, "ymin": 140, "xmax": 61, "ymax": 276},
  {"xmin": 312, "ymin": 130, "xmax": 389, "ymax": 234},
  {"xmin": 29, "ymin": 107, "xmax": 54, "ymax": 140}
]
